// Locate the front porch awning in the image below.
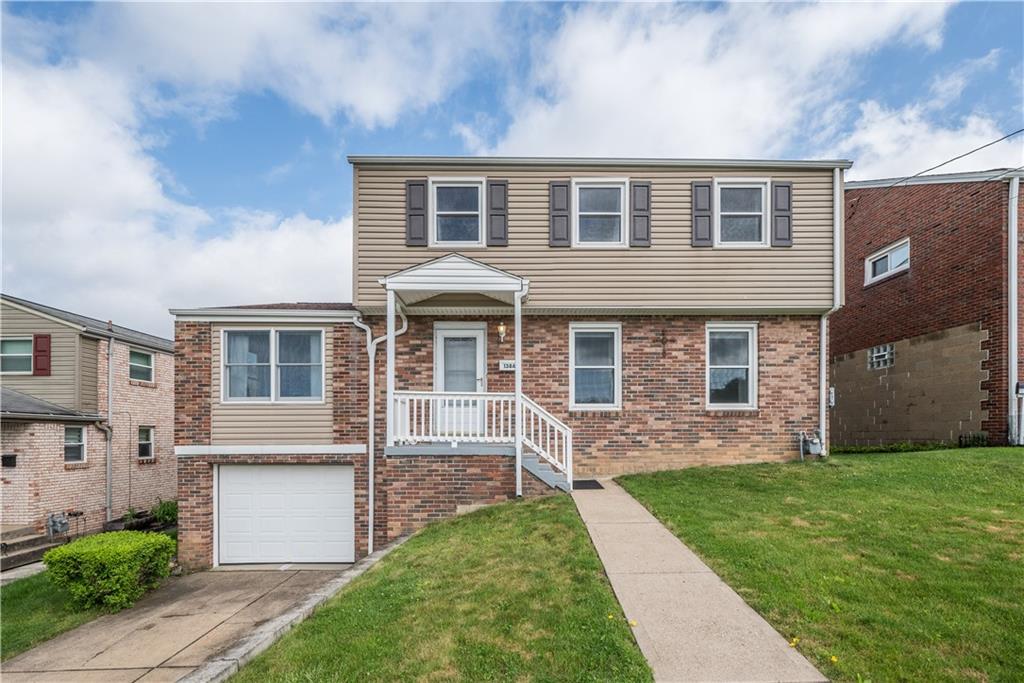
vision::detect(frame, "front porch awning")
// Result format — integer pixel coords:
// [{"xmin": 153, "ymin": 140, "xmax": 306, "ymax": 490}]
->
[{"xmin": 379, "ymin": 254, "xmax": 529, "ymax": 306}]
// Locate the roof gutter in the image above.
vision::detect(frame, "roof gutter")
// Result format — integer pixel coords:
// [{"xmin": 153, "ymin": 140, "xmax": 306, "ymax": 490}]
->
[
  {"xmin": 170, "ymin": 308, "xmax": 359, "ymax": 322},
  {"xmin": 0, "ymin": 412, "xmax": 101, "ymax": 422},
  {"xmin": 1009, "ymin": 176, "xmax": 1020, "ymax": 444},
  {"xmin": 820, "ymin": 166, "xmax": 846, "ymax": 455},
  {"xmin": 348, "ymin": 155, "xmax": 853, "ymax": 170}
]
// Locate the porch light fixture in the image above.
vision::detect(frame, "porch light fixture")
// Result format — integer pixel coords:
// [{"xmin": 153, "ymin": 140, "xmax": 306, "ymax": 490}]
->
[{"xmin": 496, "ymin": 321, "xmax": 507, "ymax": 343}]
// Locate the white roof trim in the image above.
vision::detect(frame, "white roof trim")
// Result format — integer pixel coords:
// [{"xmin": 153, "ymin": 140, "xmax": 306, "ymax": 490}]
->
[
  {"xmin": 381, "ymin": 254, "xmax": 528, "ymax": 294},
  {"xmin": 847, "ymin": 168, "xmax": 1022, "ymax": 189},
  {"xmin": 170, "ymin": 308, "xmax": 358, "ymax": 322},
  {"xmin": 356, "ymin": 304, "xmax": 833, "ymax": 316},
  {"xmin": 175, "ymin": 444, "xmax": 366, "ymax": 456},
  {"xmin": 349, "ymin": 155, "xmax": 854, "ymax": 170}
]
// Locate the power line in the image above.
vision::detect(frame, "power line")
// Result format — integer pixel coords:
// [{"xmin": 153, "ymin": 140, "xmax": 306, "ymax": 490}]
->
[{"xmin": 883, "ymin": 128, "xmax": 1024, "ymax": 189}]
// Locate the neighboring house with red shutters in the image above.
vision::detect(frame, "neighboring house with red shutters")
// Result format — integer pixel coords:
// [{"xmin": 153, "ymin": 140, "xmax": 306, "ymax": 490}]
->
[
  {"xmin": 829, "ymin": 169, "xmax": 1023, "ymax": 447},
  {"xmin": 1, "ymin": 294, "xmax": 175, "ymax": 547},
  {"xmin": 171, "ymin": 155, "xmax": 850, "ymax": 570}
]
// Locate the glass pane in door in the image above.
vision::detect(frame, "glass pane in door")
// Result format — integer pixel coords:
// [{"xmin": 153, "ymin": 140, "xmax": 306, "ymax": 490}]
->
[{"xmin": 443, "ymin": 337, "xmax": 478, "ymax": 392}]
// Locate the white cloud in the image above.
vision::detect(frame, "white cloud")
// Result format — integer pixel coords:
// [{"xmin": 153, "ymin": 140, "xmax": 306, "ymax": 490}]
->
[
  {"xmin": 835, "ymin": 101, "xmax": 1023, "ymax": 180},
  {"xmin": 928, "ymin": 48, "xmax": 1000, "ymax": 109},
  {"xmin": 2, "ymin": 57, "xmax": 351, "ymax": 338},
  {"xmin": 478, "ymin": 2, "xmax": 952, "ymax": 158}
]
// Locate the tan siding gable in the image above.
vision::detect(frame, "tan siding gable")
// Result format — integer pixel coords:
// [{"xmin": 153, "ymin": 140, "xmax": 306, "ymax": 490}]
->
[
  {"xmin": 210, "ymin": 323, "xmax": 334, "ymax": 445},
  {"xmin": 355, "ymin": 165, "xmax": 835, "ymax": 311},
  {"xmin": 0, "ymin": 302, "xmax": 81, "ymax": 409}
]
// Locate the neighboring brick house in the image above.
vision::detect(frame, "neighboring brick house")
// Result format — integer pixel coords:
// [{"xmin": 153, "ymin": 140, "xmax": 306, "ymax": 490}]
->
[
  {"xmin": 829, "ymin": 169, "xmax": 1023, "ymax": 446},
  {"xmin": 172, "ymin": 155, "xmax": 849, "ymax": 569},
  {"xmin": 1, "ymin": 295, "xmax": 175, "ymax": 537}
]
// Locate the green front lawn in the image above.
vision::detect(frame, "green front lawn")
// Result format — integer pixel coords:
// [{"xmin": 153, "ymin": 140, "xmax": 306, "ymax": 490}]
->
[
  {"xmin": 619, "ymin": 448, "xmax": 1024, "ymax": 682},
  {"xmin": 1, "ymin": 571, "xmax": 102, "ymax": 660},
  {"xmin": 234, "ymin": 495, "xmax": 651, "ymax": 682}
]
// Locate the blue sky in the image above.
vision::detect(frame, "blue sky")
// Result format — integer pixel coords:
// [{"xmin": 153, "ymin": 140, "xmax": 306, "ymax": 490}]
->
[{"xmin": 3, "ymin": 2, "xmax": 1022, "ymax": 335}]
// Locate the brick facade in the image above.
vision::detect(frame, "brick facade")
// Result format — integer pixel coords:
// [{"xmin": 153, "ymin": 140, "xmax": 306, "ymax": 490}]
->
[
  {"xmin": 1, "ymin": 338, "xmax": 175, "ymax": 534},
  {"xmin": 830, "ymin": 180, "xmax": 1022, "ymax": 444}
]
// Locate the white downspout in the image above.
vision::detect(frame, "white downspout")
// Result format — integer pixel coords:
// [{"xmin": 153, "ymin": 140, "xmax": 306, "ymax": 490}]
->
[
  {"xmin": 1008, "ymin": 176, "xmax": 1020, "ymax": 444},
  {"xmin": 513, "ymin": 287, "xmax": 525, "ymax": 497},
  {"xmin": 105, "ymin": 333, "xmax": 115, "ymax": 522},
  {"xmin": 821, "ymin": 167, "xmax": 845, "ymax": 455},
  {"xmin": 352, "ymin": 308, "xmax": 407, "ymax": 555}
]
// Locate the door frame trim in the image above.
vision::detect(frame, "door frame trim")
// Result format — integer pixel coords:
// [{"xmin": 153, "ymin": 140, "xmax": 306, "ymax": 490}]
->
[{"xmin": 432, "ymin": 321, "xmax": 487, "ymax": 393}]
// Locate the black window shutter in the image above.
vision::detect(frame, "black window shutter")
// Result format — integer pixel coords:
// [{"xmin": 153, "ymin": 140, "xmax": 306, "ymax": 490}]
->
[
  {"xmin": 549, "ymin": 181, "xmax": 571, "ymax": 247},
  {"xmin": 691, "ymin": 181, "xmax": 713, "ymax": 247},
  {"xmin": 629, "ymin": 181, "xmax": 652, "ymax": 247},
  {"xmin": 771, "ymin": 181, "xmax": 793, "ymax": 247},
  {"xmin": 406, "ymin": 179, "xmax": 428, "ymax": 246},
  {"xmin": 486, "ymin": 179, "xmax": 508, "ymax": 246}
]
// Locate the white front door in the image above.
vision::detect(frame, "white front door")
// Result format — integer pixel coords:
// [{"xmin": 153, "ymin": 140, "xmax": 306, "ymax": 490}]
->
[
  {"xmin": 434, "ymin": 323, "xmax": 487, "ymax": 435},
  {"xmin": 218, "ymin": 465, "xmax": 354, "ymax": 564}
]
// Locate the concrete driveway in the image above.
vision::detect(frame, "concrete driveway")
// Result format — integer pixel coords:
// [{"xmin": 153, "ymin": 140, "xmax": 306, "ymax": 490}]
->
[{"xmin": 3, "ymin": 567, "xmax": 347, "ymax": 682}]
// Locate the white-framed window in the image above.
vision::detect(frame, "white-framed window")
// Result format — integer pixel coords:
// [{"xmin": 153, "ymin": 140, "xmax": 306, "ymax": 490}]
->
[
  {"xmin": 573, "ymin": 179, "xmax": 628, "ymax": 247},
  {"xmin": 138, "ymin": 426, "xmax": 154, "ymax": 460},
  {"xmin": 0, "ymin": 338, "xmax": 33, "ymax": 374},
  {"xmin": 129, "ymin": 349, "xmax": 154, "ymax": 382},
  {"xmin": 868, "ymin": 344, "xmax": 895, "ymax": 370},
  {"xmin": 64, "ymin": 426, "xmax": 85, "ymax": 463},
  {"xmin": 706, "ymin": 322, "xmax": 758, "ymax": 409},
  {"xmin": 714, "ymin": 178, "xmax": 770, "ymax": 247},
  {"xmin": 864, "ymin": 238, "xmax": 909, "ymax": 285},
  {"xmin": 430, "ymin": 177, "xmax": 484, "ymax": 246},
  {"xmin": 569, "ymin": 322, "xmax": 622, "ymax": 410},
  {"xmin": 223, "ymin": 329, "xmax": 324, "ymax": 402}
]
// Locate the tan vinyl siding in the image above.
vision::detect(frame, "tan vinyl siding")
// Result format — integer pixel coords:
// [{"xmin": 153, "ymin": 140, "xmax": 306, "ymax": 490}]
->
[
  {"xmin": 210, "ymin": 323, "xmax": 334, "ymax": 445},
  {"xmin": 78, "ymin": 337, "xmax": 99, "ymax": 412},
  {"xmin": 354, "ymin": 164, "xmax": 836, "ymax": 311},
  {"xmin": 0, "ymin": 302, "xmax": 81, "ymax": 409}
]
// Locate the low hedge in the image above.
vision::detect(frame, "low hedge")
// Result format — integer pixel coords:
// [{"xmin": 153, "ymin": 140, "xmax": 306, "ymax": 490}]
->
[
  {"xmin": 43, "ymin": 531, "xmax": 175, "ymax": 611},
  {"xmin": 831, "ymin": 441, "xmax": 950, "ymax": 455}
]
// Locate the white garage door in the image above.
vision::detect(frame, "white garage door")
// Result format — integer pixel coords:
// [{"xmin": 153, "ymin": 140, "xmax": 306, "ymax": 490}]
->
[{"xmin": 218, "ymin": 465, "xmax": 354, "ymax": 564}]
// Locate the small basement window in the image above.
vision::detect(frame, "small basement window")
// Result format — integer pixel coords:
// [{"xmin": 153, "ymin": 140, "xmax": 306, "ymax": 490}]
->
[
  {"xmin": 1, "ymin": 338, "xmax": 33, "ymax": 374},
  {"xmin": 431, "ymin": 179, "xmax": 484, "ymax": 246},
  {"xmin": 138, "ymin": 426, "xmax": 154, "ymax": 460},
  {"xmin": 574, "ymin": 180, "xmax": 627, "ymax": 246},
  {"xmin": 868, "ymin": 344, "xmax": 895, "ymax": 370},
  {"xmin": 715, "ymin": 180, "xmax": 769, "ymax": 246},
  {"xmin": 129, "ymin": 349, "xmax": 154, "ymax": 382},
  {"xmin": 865, "ymin": 238, "xmax": 909, "ymax": 285},
  {"xmin": 64, "ymin": 426, "xmax": 85, "ymax": 463}
]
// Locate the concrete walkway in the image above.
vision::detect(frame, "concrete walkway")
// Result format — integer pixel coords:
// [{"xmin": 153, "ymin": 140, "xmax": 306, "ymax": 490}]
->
[
  {"xmin": 3, "ymin": 568, "xmax": 347, "ymax": 682},
  {"xmin": 573, "ymin": 481, "xmax": 825, "ymax": 683}
]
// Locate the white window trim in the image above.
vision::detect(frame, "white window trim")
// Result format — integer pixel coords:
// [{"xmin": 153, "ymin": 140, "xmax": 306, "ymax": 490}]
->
[
  {"xmin": 713, "ymin": 177, "xmax": 771, "ymax": 248},
  {"xmin": 428, "ymin": 177, "xmax": 486, "ymax": 248},
  {"xmin": 569, "ymin": 322, "xmax": 622, "ymax": 411},
  {"xmin": 64, "ymin": 425, "xmax": 87, "ymax": 463},
  {"xmin": 138, "ymin": 426, "xmax": 155, "ymax": 460},
  {"xmin": 706, "ymin": 322, "xmax": 759, "ymax": 410},
  {"xmin": 571, "ymin": 178, "xmax": 630, "ymax": 248},
  {"xmin": 864, "ymin": 237, "xmax": 910, "ymax": 286},
  {"xmin": 0, "ymin": 337, "xmax": 33, "ymax": 375},
  {"xmin": 220, "ymin": 328, "xmax": 326, "ymax": 404},
  {"xmin": 129, "ymin": 348, "xmax": 154, "ymax": 382}
]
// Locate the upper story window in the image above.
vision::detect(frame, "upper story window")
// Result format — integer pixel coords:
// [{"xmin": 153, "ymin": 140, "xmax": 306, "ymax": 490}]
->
[
  {"xmin": 64, "ymin": 426, "xmax": 85, "ymax": 462},
  {"xmin": 569, "ymin": 322, "xmax": 622, "ymax": 410},
  {"xmin": 224, "ymin": 329, "xmax": 324, "ymax": 402},
  {"xmin": 138, "ymin": 426, "xmax": 154, "ymax": 459},
  {"xmin": 129, "ymin": 349, "xmax": 154, "ymax": 382},
  {"xmin": 1, "ymin": 338, "xmax": 33, "ymax": 374},
  {"xmin": 430, "ymin": 178, "xmax": 484, "ymax": 246},
  {"xmin": 706, "ymin": 322, "xmax": 758, "ymax": 409},
  {"xmin": 573, "ymin": 180, "xmax": 628, "ymax": 247},
  {"xmin": 865, "ymin": 238, "xmax": 909, "ymax": 286},
  {"xmin": 715, "ymin": 179, "xmax": 769, "ymax": 247}
]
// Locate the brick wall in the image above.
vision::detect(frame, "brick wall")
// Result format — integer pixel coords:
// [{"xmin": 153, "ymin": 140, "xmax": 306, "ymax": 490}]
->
[
  {"xmin": 175, "ymin": 322, "xmax": 212, "ymax": 447},
  {"xmin": 830, "ymin": 181, "xmax": 1018, "ymax": 443},
  {"xmin": 332, "ymin": 323, "xmax": 368, "ymax": 444},
  {"xmin": 365, "ymin": 314, "xmax": 822, "ymax": 475}
]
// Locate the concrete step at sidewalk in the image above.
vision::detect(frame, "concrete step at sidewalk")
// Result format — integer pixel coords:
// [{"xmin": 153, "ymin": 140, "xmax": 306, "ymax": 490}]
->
[{"xmin": 573, "ymin": 480, "xmax": 825, "ymax": 683}]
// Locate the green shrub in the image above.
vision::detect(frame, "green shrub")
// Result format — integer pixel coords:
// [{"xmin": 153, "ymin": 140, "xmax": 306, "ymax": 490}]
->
[
  {"xmin": 43, "ymin": 531, "xmax": 175, "ymax": 611},
  {"xmin": 151, "ymin": 499, "xmax": 178, "ymax": 526},
  {"xmin": 831, "ymin": 441, "xmax": 950, "ymax": 455}
]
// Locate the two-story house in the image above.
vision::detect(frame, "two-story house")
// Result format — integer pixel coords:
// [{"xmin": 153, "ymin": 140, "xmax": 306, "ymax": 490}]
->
[
  {"xmin": 830, "ymin": 168, "xmax": 1023, "ymax": 446},
  {"xmin": 1, "ymin": 295, "xmax": 176, "ymax": 552},
  {"xmin": 172, "ymin": 156, "xmax": 849, "ymax": 570}
]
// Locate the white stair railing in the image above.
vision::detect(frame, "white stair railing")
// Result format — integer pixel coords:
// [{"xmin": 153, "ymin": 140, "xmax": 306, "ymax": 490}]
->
[
  {"xmin": 393, "ymin": 391, "xmax": 515, "ymax": 444},
  {"xmin": 521, "ymin": 394, "xmax": 573, "ymax": 489}
]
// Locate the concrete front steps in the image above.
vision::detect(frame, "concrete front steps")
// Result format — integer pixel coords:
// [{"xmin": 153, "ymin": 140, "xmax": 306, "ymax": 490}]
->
[
  {"xmin": 1, "ymin": 526, "xmax": 65, "ymax": 571},
  {"xmin": 522, "ymin": 452, "xmax": 571, "ymax": 492}
]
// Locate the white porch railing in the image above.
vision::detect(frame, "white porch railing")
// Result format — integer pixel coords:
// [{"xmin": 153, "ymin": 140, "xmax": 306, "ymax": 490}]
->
[
  {"xmin": 392, "ymin": 391, "xmax": 515, "ymax": 444},
  {"xmin": 521, "ymin": 395, "xmax": 572, "ymax": 480},
  {"xmin": 391, "ymin": 390, "xmax": 573, "ymax": 487}
]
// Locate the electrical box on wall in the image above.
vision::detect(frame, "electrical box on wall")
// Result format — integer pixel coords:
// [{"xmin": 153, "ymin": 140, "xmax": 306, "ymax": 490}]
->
[{"xmin": 828, "ymin": 386, "xmax": 836, "ymax": 407}]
